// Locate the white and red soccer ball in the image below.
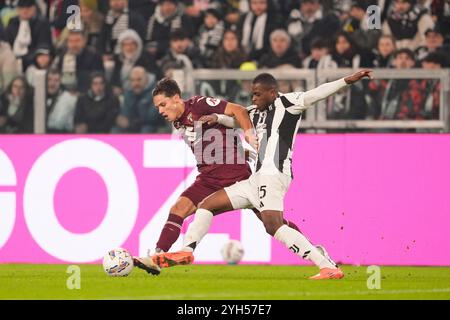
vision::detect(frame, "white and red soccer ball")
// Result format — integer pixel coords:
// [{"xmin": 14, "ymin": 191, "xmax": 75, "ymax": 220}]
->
[
  {"xmin": 221, "ymin": 240, "xmax": 245, "ymax": 265},
  {"xmin": 102, "ymin": 248, "xmax": 134, "ymax": 277}
]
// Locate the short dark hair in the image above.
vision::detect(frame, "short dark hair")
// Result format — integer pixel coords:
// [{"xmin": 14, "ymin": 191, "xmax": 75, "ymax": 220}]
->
[
  {"xmin": 47, "ymin": 68, "xmax": 61, "ymax": 77},
  {"xmin": 422, "ymin": 52, "xmax": 448, "ymax": 67},
  {"xmin": 170, "ymin": 29, "xmax": 187, "ymax": 41},
  {"xmin": 394, "ymin": 48, "xmax": 415, "ymax": 60},
  {"xmin": 253, "ymin": 73, "xmax": 278, "ymax": 89},
  {"xmin": 310, "ymin": 37, "xmax": 329, "ymax": 50},
  {"xmin": 153, "ymin": 78, "xmax": 181, "ymax": 97},
  {"xmin": 17, "ymin": 0, "xmax": 36, "ymax": 8}
]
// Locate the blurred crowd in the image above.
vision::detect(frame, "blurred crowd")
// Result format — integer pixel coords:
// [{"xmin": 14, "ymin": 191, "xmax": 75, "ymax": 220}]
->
[{"xmin": 0, "ymin": 0, "xmax": 448, "ymax": 134}]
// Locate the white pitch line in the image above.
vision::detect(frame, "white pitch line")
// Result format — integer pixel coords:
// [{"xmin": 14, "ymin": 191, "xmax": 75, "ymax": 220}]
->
[{"xmin": 108, "ymin": 288, "xmax": 450, "ymax": 300}]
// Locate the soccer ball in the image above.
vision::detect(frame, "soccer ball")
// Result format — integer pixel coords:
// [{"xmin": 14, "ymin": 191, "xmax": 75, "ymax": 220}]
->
[
  {"xmin": 221, "ymin": 240, "xmax": 244, "ymax": 265},
  {"xmin": 103, "ymin": 248, "xmax": 134, "ymax": 277}
]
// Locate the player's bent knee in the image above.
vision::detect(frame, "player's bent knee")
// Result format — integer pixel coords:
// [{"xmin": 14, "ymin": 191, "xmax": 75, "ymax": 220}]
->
[
  {"xmin": 170, "ymin": 200, "xmax": 196, "ymax": 218},
  {"xmin": 264, "ymin": 225, "xmax": 276, "ymax": 237},
  {"xmin": 261, "ymin": 214, "xmax": 283, "ymax": 236},
  {"xmin": 263, "ymin": 221, "xmax": 280, "ymax": 236}
]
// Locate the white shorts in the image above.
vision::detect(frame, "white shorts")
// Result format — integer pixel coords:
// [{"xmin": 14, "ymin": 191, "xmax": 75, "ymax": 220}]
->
[{"xmin": 224, "ymin": 171, "xmax": 292, "ymax": 212}]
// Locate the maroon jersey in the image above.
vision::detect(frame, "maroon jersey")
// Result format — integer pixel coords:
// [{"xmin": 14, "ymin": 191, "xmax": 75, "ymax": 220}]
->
[{"xmin": 174, "ymin": 95, "xmax": 251, "ymax": 182}]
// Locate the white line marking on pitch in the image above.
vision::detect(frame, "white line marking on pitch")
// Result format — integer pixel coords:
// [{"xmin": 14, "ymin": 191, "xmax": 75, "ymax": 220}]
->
[{"xmin": 109, "ymin": 288, "xmax": 450, "ymax": 300}]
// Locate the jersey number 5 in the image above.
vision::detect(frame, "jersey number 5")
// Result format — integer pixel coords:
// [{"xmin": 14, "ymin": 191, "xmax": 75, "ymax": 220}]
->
[{"xmin": 259, "ymin": 185, "xmax": 267, "ymax": 199}]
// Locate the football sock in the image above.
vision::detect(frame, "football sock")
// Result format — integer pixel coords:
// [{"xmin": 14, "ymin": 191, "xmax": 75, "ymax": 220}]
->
[
  {"xmin": 182, "ymin": 208, "xmax": 213, "ymax": 252},
  {"xmin": 274, "ymin": 225, "xmax": 336, "ymax": 269},
  {"xmin": 283, "ymin": 219, "xmax": 301, "ymax": 233},
  {"xmin": 156, "ymin": 214, "xmax": 184, "ymax": 253}
]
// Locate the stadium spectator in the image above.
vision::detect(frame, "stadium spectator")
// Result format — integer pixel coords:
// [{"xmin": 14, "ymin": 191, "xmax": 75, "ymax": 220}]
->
[
  {"xmin": 415, "ymin": 26, "xmax": 450, "ymax": 61},
  {"xmin": 145, "ymin": 0, "xmax": 194, "ymax": 60},
  {"xmin": 99, "ymin": 0, "xmax": 146, "ymax": 57},
  {"xmin": 232, "ymin": 61, "xmax": 257, "ymax": 107},
  {"xmin": 113, "ymin": 66, "xmax": 169, "ymax": 133},
  {"xmin": 286, "ymin": 0, "xmax": 340, "ymax": 59},
  {"xmin": 301, "ymin": 37, "xmax": 334, "ymax": 69},
  {"xmin": 74, "ymin": 72, "xmax": 120, "ymax": 133},
  {"xmin": 324, "ymin": 34, "xmax": 370, "ymax": 120},
  {"xmin": 25, "ymin": 45, "xmax": 52, "ymax": 87},
  {"xmin": 196, "ymin": 8, "xmax": 225, "ymax": 63},
  {"xmin": 0, "ymin": 75, "xmax": 34, "ymax": 133},
  {"xmin": 342, "ymin": 0, "xmax": 381, "ymax": 51},
  {"xmin": 416, "ymin": 52, "xmax": 445, "ymax": 119},
  {"xmin": 367, "ymin": 48, "xmax": 424, "ymax": 120},
  {"xmin": 238, "ymin": 0, "xmax": 282, "ymax": 61},
  {"xmin": 382, "ymin": 0, "xmax": 435, "ymax": 51},
  {"xmin": 275, "ymin": 64, "xmax": 304, "ymax": 93},
  {"xmin": 430, "ymin": 0, "xmax": 450, "ymax": 44},
  {"xmin": 0, "ymin": 25, "xmax": 19, "ymax": 92},
  {"xmin": 52, "ymin": 30, "xmax": 104, "ymax": 92},
  {"xmin": 328, "ymin": 32, "xmax": 372, "ymax": 68},
  {"xmin": 54, "ymin": 0, "xmax": 105, "ymax": 52},
  {"xmin": 129, "ymin": 0, "xmax": 158, "ymax": 22},
  {"xmin": 45, "ymin": 69, "xmax": 77, "ymax": 133},
  {"xmin": 329, "ymin": 0, "xmax": 353, "ymax": 21},
  {"xmin": 111, "ymin": 29, "xmax": 162, "ymax": 96},
  {"xmin": 258, "ymin": 29, "xmax": 301, "ymax": 69},
  {"xmin": 210, "ymin": 29, "xmax": 247, "ymax": 69},
  {"xmin": 421, "ymin": 51, "xmax": 448, "ymax": 69},
  {"xmin": 217, "ymin": 0, "xmax": 242, "ymax": 27},
  {"xmin": 5, "ymin": 0, "xmax": 52, "ymax": 72},
  {"xmin": 183, "ymin": 0, "xmax": 218, "ymax": 31},
  {"xmin": 371, "ymin": 35, "xmax": 396, "ymax": 68},
  {"xmin": 160, "ymin": 29, "xmax": 199, "ymax": 78},
  {"xmin": 392, "ymin": 48, "xmax": 417, "ymax": 69}
]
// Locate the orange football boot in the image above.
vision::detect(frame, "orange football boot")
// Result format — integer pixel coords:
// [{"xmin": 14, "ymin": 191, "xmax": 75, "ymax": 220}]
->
[
  {"xmin": 309, "ymin": 267, "xmax": 344, "ymax": 280},
  {"xmin": 153, "ymin": 251, "xmax": 195, "ymax": 268}
]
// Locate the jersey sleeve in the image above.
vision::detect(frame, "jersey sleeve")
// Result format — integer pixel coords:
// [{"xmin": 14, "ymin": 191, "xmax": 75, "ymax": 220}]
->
[
  {"xmin": 279, "ymin": 78, "xmax": 349, "ymax": 115},
  {"xmin": 192, "ymin": 96, "xmax": 228, "ymax": 115},
  {"xmin": 278, "ymin": 92, "xmax": 306, "ymax": 115}
]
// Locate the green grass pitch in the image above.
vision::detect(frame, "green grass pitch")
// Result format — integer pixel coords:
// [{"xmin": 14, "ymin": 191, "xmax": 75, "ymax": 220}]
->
[{"xmin": 0, "ymin": 264, "xmax": 449, "ymax": 300}]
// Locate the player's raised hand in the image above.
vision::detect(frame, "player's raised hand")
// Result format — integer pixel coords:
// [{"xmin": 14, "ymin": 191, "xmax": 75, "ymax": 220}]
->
[
  {"xmin": 344, "ymin": 69, "xmax": 374, "ymax": 84},
  {"xmin": 199, "ymin": 114, "xmax": 219, "ymax": 125}
]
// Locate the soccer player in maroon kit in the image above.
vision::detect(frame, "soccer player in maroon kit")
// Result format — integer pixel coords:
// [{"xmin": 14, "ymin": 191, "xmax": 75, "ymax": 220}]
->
[{"xmin": 134, "ymin": 78, "xmax": 300, "ymax": 275}]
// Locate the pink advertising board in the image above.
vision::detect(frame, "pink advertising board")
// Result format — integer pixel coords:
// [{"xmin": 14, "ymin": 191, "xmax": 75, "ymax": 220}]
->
[{"xmin": 0, "ymin": 134, "xmax": 449, "ymax": 266}]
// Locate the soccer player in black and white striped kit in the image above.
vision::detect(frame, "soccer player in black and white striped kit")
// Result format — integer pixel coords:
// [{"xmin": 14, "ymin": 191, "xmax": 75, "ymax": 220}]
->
[{"xmin": 151, "ymin": 69, "xmax": 373, "ymax": 279}]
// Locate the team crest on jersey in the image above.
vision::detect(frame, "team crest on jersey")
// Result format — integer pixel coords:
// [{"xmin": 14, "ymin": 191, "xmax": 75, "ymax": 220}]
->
[
  {"xmin": 187, "ymin": 112, "xmax": 194, "ymax": 124},
  {"xmin": 206, "ymin": 97, "xmax": 220, "ymax": 107}
]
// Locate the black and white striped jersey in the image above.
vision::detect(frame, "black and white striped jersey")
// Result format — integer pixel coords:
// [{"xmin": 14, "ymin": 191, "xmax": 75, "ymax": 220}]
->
[{"xmin": 249, "ymin": 91, "xmax": 307, "ymax": 178}]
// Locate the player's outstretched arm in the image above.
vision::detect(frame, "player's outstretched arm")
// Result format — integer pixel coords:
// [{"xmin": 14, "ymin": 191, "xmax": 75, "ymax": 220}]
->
[
  {"xmin": 303, "ymin": 69, "xmax": 373, "ymax": 107},
  {"xmin": 224, "ymin": 102, "xmax": 258, "ymax": 150}
]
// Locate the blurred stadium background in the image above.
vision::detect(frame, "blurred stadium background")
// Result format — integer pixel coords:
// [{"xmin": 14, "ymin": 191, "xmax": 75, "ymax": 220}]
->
[{"xmin": 0, "ymin": 0, "xmax": 449, "ymax": 299}]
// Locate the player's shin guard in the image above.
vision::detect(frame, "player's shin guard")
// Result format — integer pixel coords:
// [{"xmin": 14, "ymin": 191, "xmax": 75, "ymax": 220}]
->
[
  {"xmin": 274, "ymin": 225, "xmax": 336, "ymax": 269},
  {"xmin": 156, "ymin": 214, "xmax": 184, "ymax": 253},
  {"xmin": 182, "ymin": 208, "xmax": 213, "ymax": 252}
]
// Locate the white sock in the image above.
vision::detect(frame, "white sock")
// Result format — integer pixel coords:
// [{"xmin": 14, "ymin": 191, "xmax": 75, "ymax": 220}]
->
[
  {"xmin": 274, "ymin": 225, "xmax": 336, "ymax": 269},
  {"xmin": 182, "ymin": 208, "xmax": 213, "ymax": 252}
]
